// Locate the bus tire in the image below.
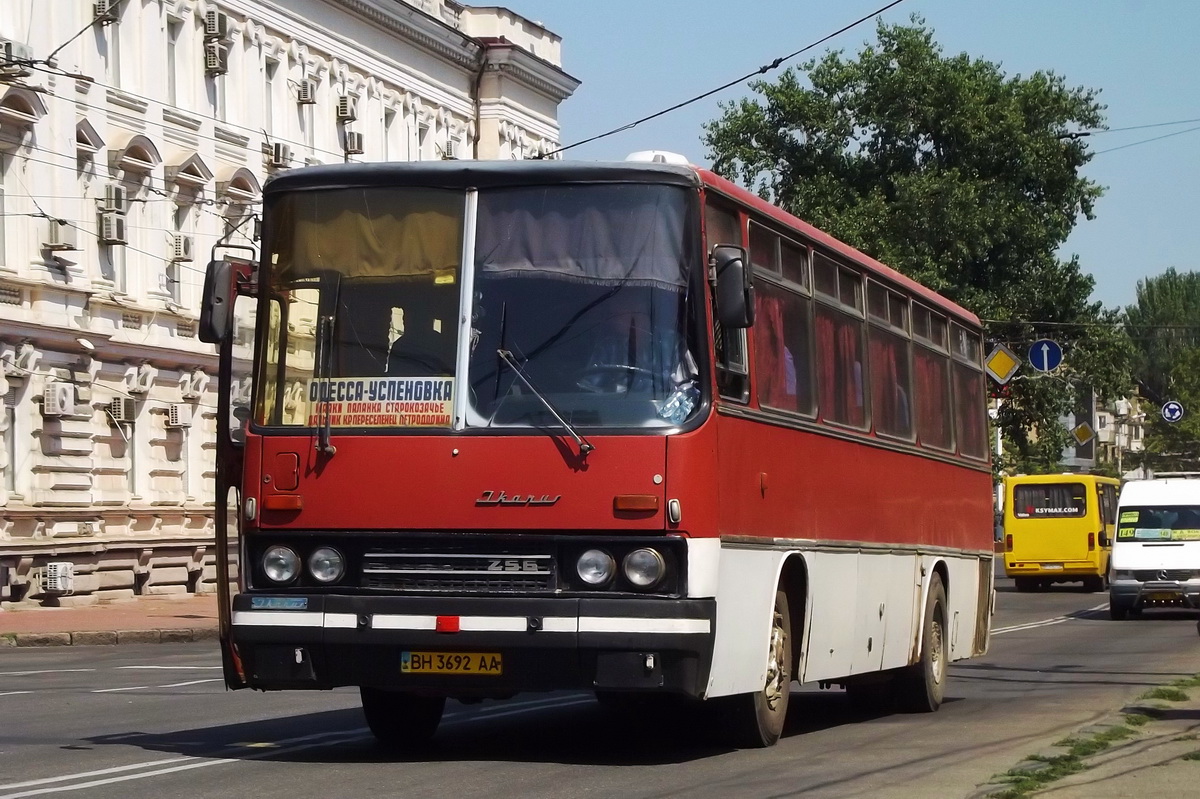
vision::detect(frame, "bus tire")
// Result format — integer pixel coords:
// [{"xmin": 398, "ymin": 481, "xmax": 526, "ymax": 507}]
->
[
  {"xmin": 897, "ymin": 573, "xmax": 947, "ymax": 713},
  {"xmin": 721, "ymin": 590, "xmax": 792, "ymax": 748},
  {"xmin": 1109, "ymin": 602, "xmax": 1130, "ymax": 620},
  {"xmin": 360, "ymin": 688, "xmax": 445, "ymax": 747},
  {"xmin": 1014, "ymin": 577, "xmax": 1035, "ymax": 592}
]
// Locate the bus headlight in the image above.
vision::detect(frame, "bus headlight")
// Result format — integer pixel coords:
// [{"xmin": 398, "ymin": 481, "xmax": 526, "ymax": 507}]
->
[
  {"xmin": 576, "ymin": 549, "xmax": 615, "ymax": 586},
  {"xmin": 263, "ymin": 546, "xmax": 299, "ymax": 584},
  {"xmin": 308, "ymin": 547, "xmax": 345, "ymax": 584},
  {"xmin": 623, "ymin": 548, "xmax": 665, "ymax": 588}
]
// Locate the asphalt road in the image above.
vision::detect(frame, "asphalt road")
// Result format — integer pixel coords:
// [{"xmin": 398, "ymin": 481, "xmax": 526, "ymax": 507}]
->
[{"xmin": 4, "ymin": 571, "xmax": 1200, "ymax": 799}]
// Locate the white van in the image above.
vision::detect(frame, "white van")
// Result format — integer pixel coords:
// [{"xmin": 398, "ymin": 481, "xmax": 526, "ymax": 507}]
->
[{"xmin": 1109, "ymin": 476, "xmax": 1200, "ymax": 619}]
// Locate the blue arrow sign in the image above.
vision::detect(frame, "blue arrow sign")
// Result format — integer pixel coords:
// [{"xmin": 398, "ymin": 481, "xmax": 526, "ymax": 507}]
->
[
  {"xmin": 1162, "ymin": 401, "xmax": 1185, "ymax": 424},
  {"xmin": 1028, "ymin": 338, "xmax": 1063, "ymax": 373}
]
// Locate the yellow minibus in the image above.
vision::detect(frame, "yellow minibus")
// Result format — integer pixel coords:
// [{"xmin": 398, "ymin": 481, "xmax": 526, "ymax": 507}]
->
[{"xmin": 1002, "ymin": 474, "xmax": 1120, "ymax": 592}]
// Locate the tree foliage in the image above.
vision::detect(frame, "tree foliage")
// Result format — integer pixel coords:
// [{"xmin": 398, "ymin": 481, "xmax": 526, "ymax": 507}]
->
[
  {"xmin": 702, "ymin": 17, "xmax": 1133, "ymax": 471},
  {"xmin": 1125, "ymin": 269, "xmax": 1200, "ymax": 470}
]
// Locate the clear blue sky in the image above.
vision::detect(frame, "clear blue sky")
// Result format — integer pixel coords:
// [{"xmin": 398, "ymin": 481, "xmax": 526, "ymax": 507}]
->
[{"xmin": 513, "ymin": 0, "xmax": 1200, "ymax": 311}]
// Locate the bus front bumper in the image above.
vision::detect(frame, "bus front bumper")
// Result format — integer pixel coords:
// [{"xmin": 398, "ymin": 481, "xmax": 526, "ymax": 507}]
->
[{"xmin": 230, "ymin": 593, "xmax": 716, "ymax": 698}]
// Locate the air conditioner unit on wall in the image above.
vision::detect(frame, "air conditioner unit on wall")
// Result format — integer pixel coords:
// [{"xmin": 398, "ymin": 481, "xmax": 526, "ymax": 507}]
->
[
  {"xmin": 1, "ymin": 38, "xmax": 34, "ymax": 64},
  {"xmin": 269, "ymin": 142, "xmax": 291, "ymax": 168},
  {"xmin": 336, "ymin": 95, "xmax": 358, "ymax": 121},
  {"xmin": 103, "ymin": 183, "xmax": 127, "ymax": 214},
  {"xmin": 108, "ymin": 397, "xmax": 136, "ymax": 423},
  {"xmin": 297, "ymin": 78, "xmax": 317, "ymax": 105},
  {"xmin": 44, "ymin": 562, "xmax": 75, "ymax": 594},
  {"xmin": 204, "ymin": 9, "xmax": 231, "ymax": 41},
  {"xmin": 344, "ymin": 131, "xmax": 364, "ymax": 155},
  {"xmin": 172, "ymin": 233, "xmax": 194, "ymax": 262},
  {"xmin": 99, "ymin": 211, "xmax": 127, "ymax": 245},
  {"xmin": 42, "ymin": 382, "xmax": 75, "ymax": 417},
  {"xmin": 204, "ymin": 41, "xmax": 228, "ymax": 75},
  {"xmin": 167, "ymin": 403, "xmax": 193, "ymax": 428},
  {"xmin": 44, "ymin": 219, "xmax": 79, "ymax": 251},
  {"xmin": 94, "ymin": 0, "xmax": 118, "ymax": 22}
]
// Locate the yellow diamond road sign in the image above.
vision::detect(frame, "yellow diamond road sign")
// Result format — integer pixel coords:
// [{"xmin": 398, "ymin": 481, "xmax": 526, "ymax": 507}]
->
[
  {"xmin": 1072, "ymin": 422, "xmax": 1095, "ymax": 446},
  {"xmin": 984, "ymin": 344, "xmax": 1020, "ymax": 385}
]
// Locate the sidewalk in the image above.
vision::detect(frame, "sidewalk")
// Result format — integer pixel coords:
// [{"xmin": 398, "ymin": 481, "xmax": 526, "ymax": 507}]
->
[{"xmin": 0, "ymin": 593, "xmax": 219, "ymax": 646}]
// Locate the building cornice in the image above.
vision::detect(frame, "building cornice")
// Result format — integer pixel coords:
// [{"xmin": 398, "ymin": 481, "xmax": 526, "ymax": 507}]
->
[{"xmin": 483, "ymin": 44, "xmax": 579, "ymax": 103}]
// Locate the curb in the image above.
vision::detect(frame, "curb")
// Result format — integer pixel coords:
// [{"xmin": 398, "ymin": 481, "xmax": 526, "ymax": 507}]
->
[{"xmin": 1, "ymin": 628, "xmax": 219, "ymax": 647}]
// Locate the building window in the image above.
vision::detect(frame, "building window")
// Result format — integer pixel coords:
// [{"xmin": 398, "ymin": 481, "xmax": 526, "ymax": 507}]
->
[
  {"xmin": 383, "ymin": 108, "xmax": 396, "ymax": 161},
  {"xmin": 264, "ymin": 59, "xmax": 279, "ymax": 134},
  {"xmin": 418, "ymin": 123, "xmax": 431, "ymax": 160},
  {"xmin": 3, "ymin": 386, "xmax": 16, "ymax": 495},
  {"xmin": 167, "ymin": 20, "xmax": 182, "ymax": 106}
]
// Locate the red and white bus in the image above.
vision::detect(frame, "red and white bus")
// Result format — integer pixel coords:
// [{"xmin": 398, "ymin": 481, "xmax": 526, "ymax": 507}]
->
[{"xmin": 200, "ymin": 153, "xmax": 994, "ymax": 749}]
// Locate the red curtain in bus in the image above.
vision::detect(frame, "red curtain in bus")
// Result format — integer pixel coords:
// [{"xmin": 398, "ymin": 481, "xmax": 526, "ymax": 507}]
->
[
  {"xmin": 914, "ymin": 347, "xmax": 953, "ymax": 450},
  {"xmin": 755, "ymin": 291, "xmax": 789, "ymax": 410},
  {"xmin": 816, "ymin": 306, "xmax": 865, "ymax": 427},
  {"xmin": 869, "ymin": 328, "xmax": 911, "ymax": 438}
]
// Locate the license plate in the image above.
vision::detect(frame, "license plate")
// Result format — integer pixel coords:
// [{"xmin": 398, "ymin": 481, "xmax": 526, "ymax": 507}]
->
[
  {"xmin": 1146, "ymin": 592, "xmax": 1179, "ymax": 601},
  {"xmin": 400, "ymin": 651, "xmax": 502, "ymax": 675},
  {"xmin": 1041, "ymin": 563, "xmax": 1063, "ymax": 571}
]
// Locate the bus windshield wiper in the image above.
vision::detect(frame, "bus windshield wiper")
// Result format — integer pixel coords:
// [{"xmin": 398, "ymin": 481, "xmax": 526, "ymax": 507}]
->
[{"xmin": 497, "ymin": 349, "xmax": 594, "ymax": 456}]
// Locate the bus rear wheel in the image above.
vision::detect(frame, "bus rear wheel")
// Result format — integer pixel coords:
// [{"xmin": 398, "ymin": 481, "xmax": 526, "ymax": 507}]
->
[
  {"xmin": 1014, "ymin": 577, "xmax": 1036, "ymax": 592},
  {"xmin": 721, "ymin": 590, "xmax": 792, "ymax": 748},
  {"xmin": 360, "ymin": 688, "xmax": 445, "ymax": 747},
  {"xmin": 897, "ymin": 573, "xmax": 947, "ymax": 713}
]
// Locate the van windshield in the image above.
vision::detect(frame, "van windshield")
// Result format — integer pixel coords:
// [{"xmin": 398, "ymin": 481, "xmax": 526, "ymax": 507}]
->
[
  {"xmin": 1117, "ymin": 506, "xmax": 1200, "ymax": 541},
  {"xmin": 1013, "ymin": 483, "xmax": 1087, "ymax": 519}
]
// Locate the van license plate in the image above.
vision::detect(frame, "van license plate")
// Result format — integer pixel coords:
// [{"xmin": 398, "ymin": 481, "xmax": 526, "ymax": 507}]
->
[
  {"xmin": 400, "ymin": 652, "xmax": 502, "ymax": 675},
  {"xmin": 1041, "ymin": 563, "xmax": 1063, "ymax": 570},
  {"xmin": 1146, "ymin": 592, "xmax": 1179, "ymax": 601}
]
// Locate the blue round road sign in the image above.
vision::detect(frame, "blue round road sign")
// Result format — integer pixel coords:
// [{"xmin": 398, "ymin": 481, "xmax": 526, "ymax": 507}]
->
[
  {"xmin": 1028, "ymin": 338, "xmax": 1063, "ymax": 373},
  {"xmin": 1162, "ymin": 400, "xmax": 1185, "ymax": 424}
]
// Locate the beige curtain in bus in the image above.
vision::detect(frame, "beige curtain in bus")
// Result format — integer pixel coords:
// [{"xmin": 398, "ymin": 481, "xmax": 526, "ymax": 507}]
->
[{"xmin": 272, "ymin": 189, "xmax": 463, "ymax": 280}]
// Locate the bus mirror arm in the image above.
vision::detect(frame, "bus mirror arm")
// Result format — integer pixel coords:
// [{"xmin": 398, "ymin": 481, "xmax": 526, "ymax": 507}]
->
[
  {"xmin": 711, "ymin": 245, "xmax": 755, "ymax": 329},
  {"xmin": 1098, "ymin": 531, "xmax": 1109, "ymax": 548}
]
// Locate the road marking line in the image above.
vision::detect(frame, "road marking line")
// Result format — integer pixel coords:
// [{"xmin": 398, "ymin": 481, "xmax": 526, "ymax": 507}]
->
[
  {"xmin": 90, "ymin": 686, "xmax": 151, "ymax": 693},
  {"xmin": 0, "ymin": 691, "xmax": 32, "ymax": 697},
  {"xmin": 0, "ymin": 694, "xmax": 598, "ymax": 797},
  {"xmin": 116, "ymin": 666, "xmax": 221, "ymax": 671},
  {"xmin": 0, "ymin": 731, "xmax": 369, "ymax": 799},
  {"xmin": 992, "ymin": 602, "xmax": 1109, "ymax": 635},
  {"xmin": 0, "ymin": 758, "xmax": 197, "ymax": 791},
  {"xmin": 157, "ymin": 679, "xmax": 222, "ymax": 688},
  {"xmin": 0, "ymin": 669, "xmax": 96, "ymax": 677}
]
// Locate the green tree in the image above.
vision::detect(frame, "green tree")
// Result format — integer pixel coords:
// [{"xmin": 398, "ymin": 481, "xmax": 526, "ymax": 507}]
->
[
  {"xmin": 1125, "ymin": 269, "xmax": 1200, "ymax": 470},
  {"xmin": 702, "ymin": 17, "xmax": 1133, "ymax": 470}
]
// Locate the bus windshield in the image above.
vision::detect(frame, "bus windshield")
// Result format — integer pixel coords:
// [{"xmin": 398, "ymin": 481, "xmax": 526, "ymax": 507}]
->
[
  {"xmin": 255, "ymin": 182, "xmax": 701, "ymax": 431},
  {"xmin": 1117, "ymin": 506, "xmax": 1200, "ymax": 541}
]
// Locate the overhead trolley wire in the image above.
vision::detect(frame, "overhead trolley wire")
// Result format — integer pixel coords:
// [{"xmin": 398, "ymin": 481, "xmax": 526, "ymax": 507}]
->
[{"xmin": 540, "ymin": 0, "xmax": 909, "ymax": 158}]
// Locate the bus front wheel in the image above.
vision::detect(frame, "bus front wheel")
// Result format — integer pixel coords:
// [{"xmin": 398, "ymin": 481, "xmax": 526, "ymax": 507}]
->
[
  {"xmin": 897, "ymin": 573, "xmax": 947, "ymax": 713},
  {"xmin": 360, "ymin": 688, "xmax": 445, "ymax": 747},
  {"xmin": 720, "ymin": 590, "xmax": 792, "ymax": 748}
]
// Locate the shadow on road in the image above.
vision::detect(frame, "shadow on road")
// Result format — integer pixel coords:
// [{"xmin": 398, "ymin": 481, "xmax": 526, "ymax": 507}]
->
[{"xmin": 81, "ymin": 688, "xmax": 919, "ymax": 766}]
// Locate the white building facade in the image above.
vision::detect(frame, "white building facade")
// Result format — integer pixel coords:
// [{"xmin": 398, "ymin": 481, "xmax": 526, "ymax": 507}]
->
[{"xmin": 0, "ymin": 0, "xmax": 577, "ymax": 606}]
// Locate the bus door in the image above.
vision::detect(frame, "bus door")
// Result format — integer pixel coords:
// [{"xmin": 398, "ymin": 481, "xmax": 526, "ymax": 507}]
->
[{"xmin": 200, "ymin": 252, "xmax": 257, "ymax": 689}]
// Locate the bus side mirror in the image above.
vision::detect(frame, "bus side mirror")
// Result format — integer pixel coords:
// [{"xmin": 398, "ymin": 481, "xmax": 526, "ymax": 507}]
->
[
  {"xmin": 1098, "ymin": 531, "xmax": 1110, "ymax": 548},
  {"xmin": 199, "ymin": 259, "xmax": 233, "ymax": 344},
  {"xmin": 712, "ymin": 244, "xmax": 755, "ymax": 329}
]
